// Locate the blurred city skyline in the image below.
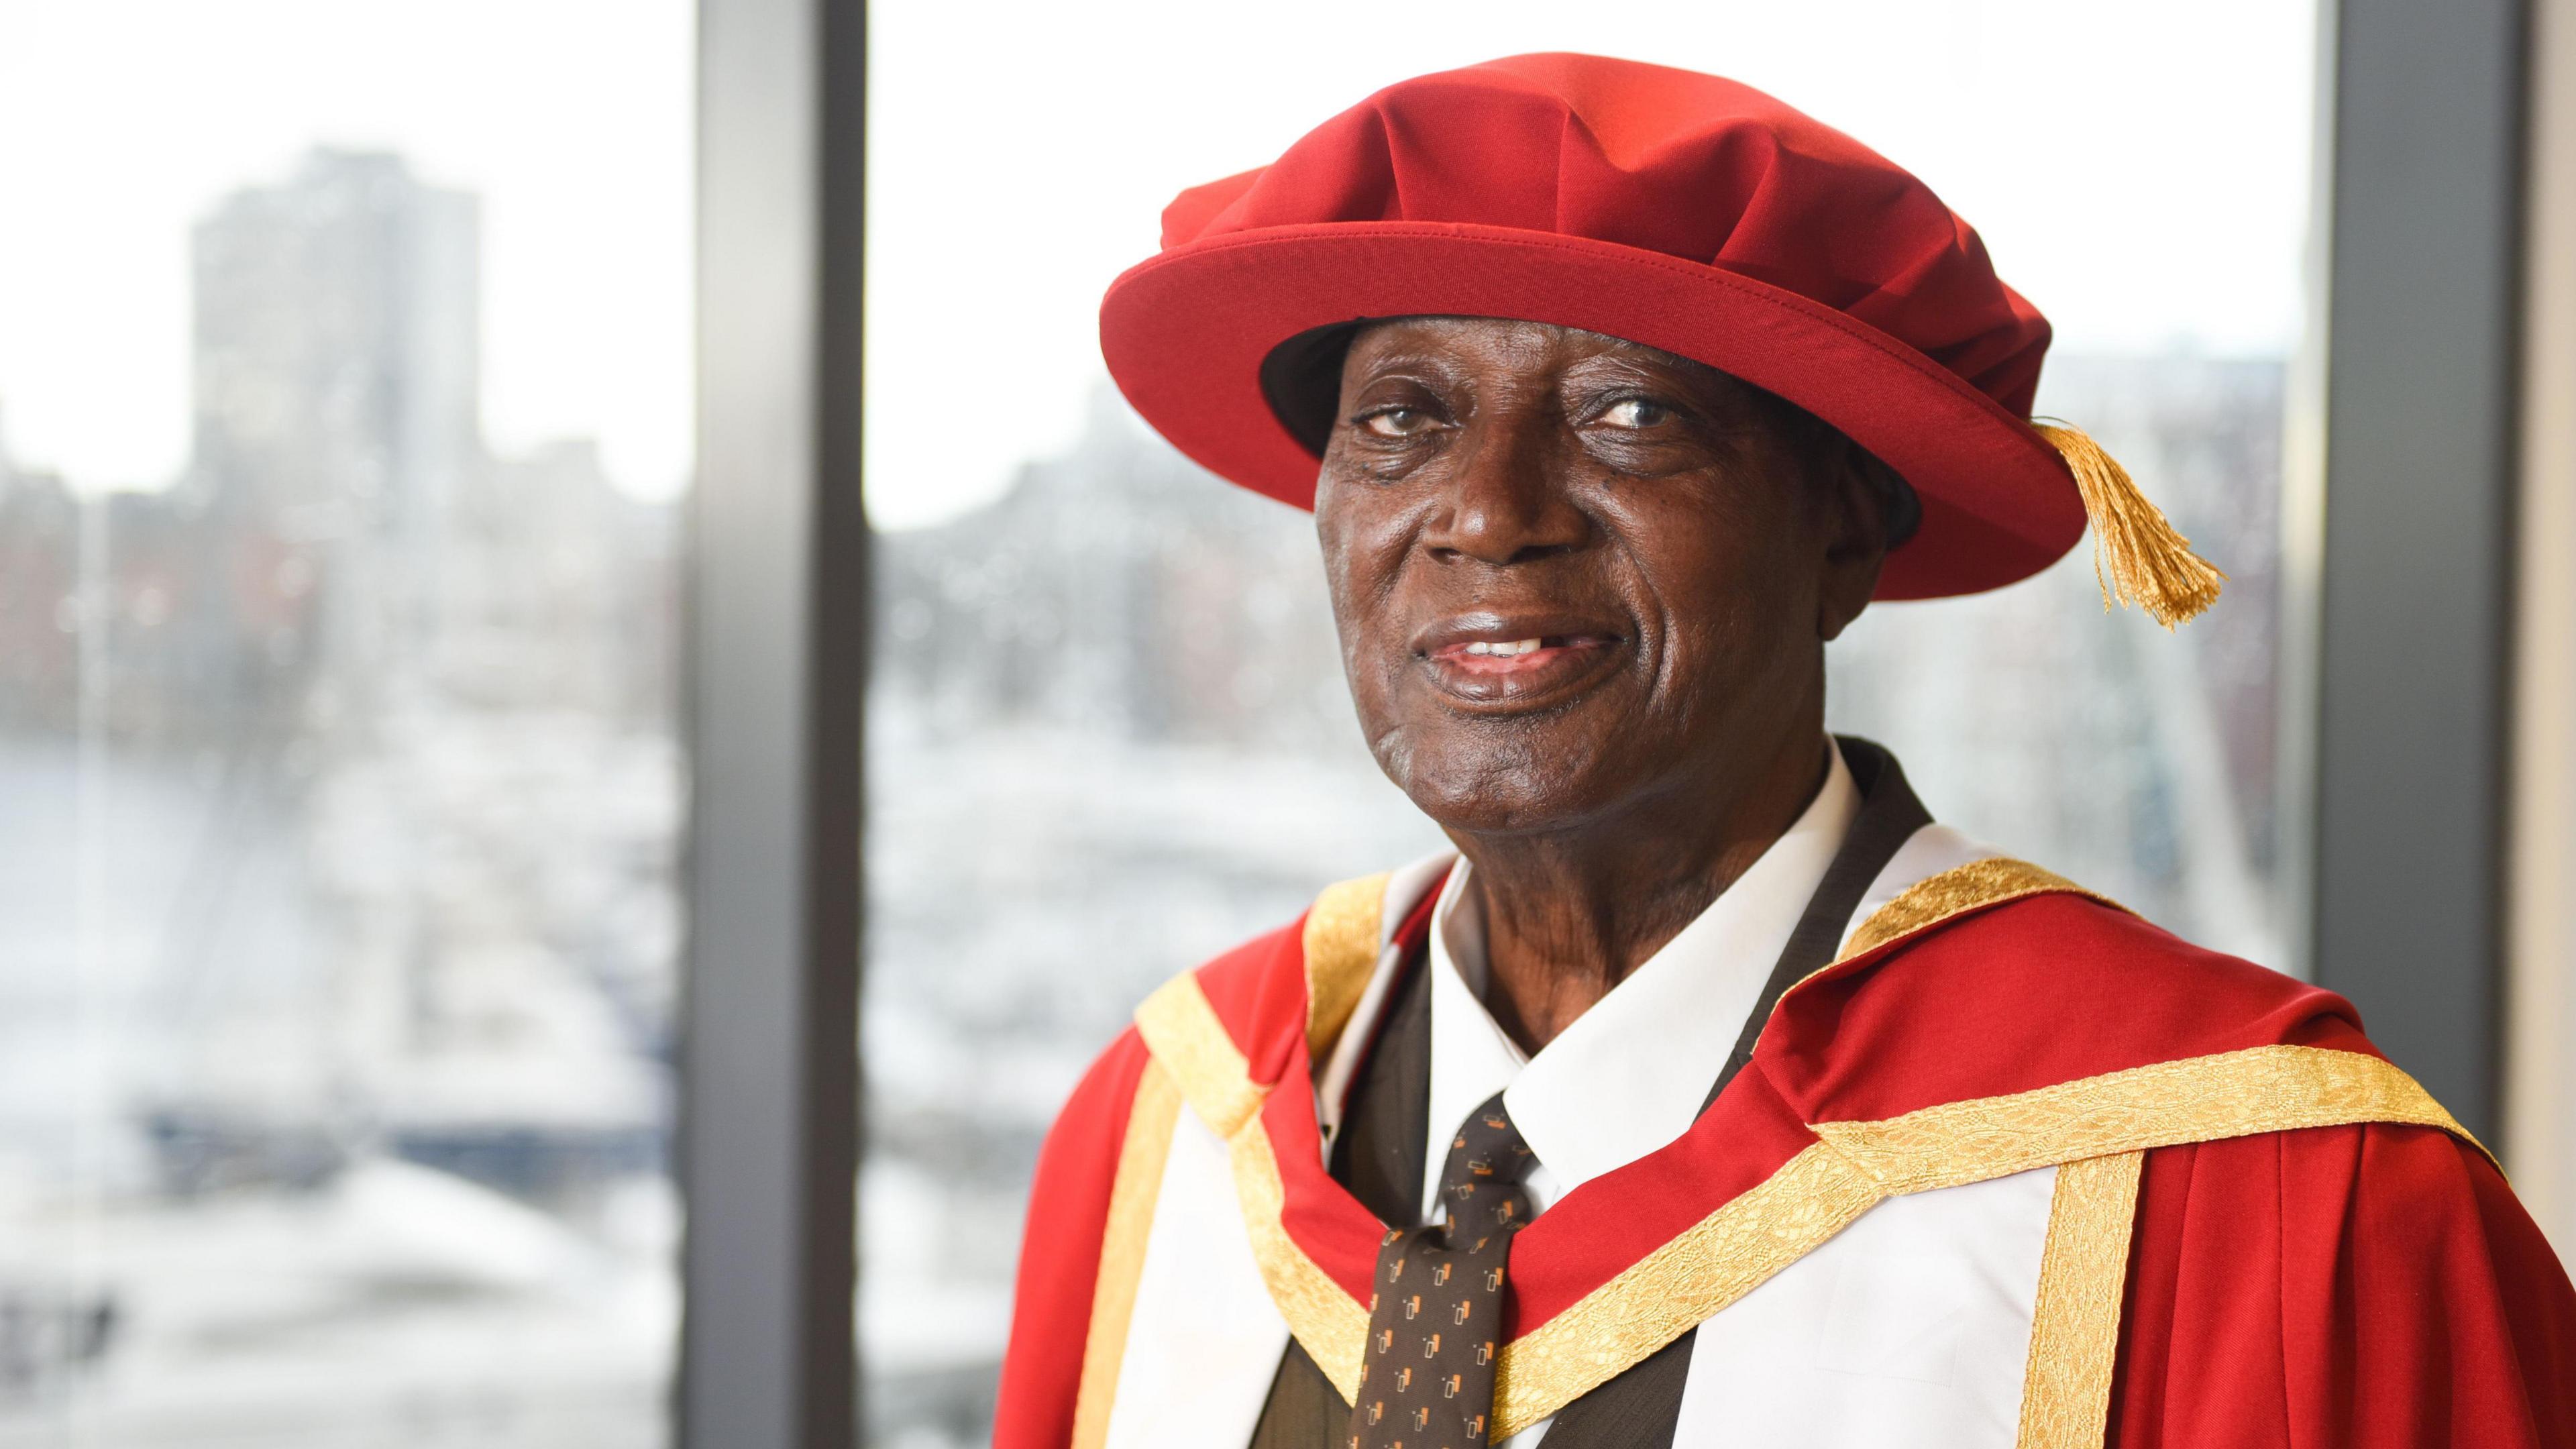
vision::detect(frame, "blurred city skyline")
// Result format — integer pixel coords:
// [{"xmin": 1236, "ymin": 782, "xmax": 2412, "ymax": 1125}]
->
[{"xmin": 1, "ymin": 143, "xmax": 684, "ymax": 1446}]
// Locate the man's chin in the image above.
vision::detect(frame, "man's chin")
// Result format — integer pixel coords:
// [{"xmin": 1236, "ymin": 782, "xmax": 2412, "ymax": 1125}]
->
[{"xmin": 1388, "ymin": 749, "xmax": 1624, "ymax": 839}]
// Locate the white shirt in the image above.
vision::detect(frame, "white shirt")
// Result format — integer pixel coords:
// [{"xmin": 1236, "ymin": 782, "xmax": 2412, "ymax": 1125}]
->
[
  {"xmin": 1417, "ymin": 739, "xmax": 1862, "ymax": 1223},
  {"xmin": 1414, "ymin": 740, "xmax": 1861, "ymax": 1448}
]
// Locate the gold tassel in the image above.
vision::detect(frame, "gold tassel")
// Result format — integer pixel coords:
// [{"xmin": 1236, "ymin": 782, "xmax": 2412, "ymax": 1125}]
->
[{"xmin": 2033, "ymin": 419, "xmax": 2226, "ymax": 628}]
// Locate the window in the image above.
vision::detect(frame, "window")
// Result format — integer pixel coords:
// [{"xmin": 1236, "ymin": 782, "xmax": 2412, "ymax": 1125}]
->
[
  {"xmin": 863, "ymin": 4, "xmax": 2320, "ymax": 1444},
  {"xmin": 0, "ymin": 7, "xmax": 693, "ymax": 1442}
]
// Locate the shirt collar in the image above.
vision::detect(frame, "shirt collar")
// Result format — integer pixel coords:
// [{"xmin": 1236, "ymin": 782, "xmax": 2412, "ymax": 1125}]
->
[{"xmin": 1420, "ymin": 739, "xmax": 1861, "ymax": 1220}]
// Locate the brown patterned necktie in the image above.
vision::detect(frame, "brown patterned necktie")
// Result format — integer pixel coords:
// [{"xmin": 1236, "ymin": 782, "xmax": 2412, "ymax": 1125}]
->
[{"xmin": 1346, "ymin": 1089, "xmax": 1535, "ymax": 1449}]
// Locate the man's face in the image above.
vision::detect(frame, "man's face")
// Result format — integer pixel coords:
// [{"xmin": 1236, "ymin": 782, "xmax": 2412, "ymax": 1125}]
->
[{"xmin": 1316, "ymin": 317, "xmax": 1886, "ymax": 836}]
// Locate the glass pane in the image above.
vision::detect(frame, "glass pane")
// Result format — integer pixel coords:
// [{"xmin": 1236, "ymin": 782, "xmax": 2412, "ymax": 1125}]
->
[
  {"xmin": 863, "ymin": 5, "xmax": 2316, "ymax": 1442},
  {"xmin": 0, "ymin": 6, "xmax": 693, "ymax": 1444}
]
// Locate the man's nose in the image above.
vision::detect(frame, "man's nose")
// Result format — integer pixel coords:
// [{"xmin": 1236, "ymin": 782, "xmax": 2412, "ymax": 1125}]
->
[{"xmin": 1420, "ymin": 417, "xmax": 1592, "ymax": 567}]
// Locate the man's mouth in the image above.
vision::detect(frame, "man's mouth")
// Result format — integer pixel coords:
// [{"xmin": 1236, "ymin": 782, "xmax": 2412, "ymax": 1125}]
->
[
  {"xmin": 1412, "ymin": 618, "xmax": 1627, "ymax": 706},
  {"xmin": 1427, "ymin": 636, "xmax": 1600, "ymax": 675}
]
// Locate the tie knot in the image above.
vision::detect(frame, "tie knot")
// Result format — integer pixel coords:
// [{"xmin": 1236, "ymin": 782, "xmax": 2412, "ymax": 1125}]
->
[{"xmin": 1436, "ymin": 1090, "xmax": 1536, "ymax": 1244}]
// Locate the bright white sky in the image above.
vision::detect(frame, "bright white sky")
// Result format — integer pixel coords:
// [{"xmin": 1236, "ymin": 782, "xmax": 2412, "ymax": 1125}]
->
[{"xmin": 0, "ymin": 1, "xmax": 2316, "ymax": 525}]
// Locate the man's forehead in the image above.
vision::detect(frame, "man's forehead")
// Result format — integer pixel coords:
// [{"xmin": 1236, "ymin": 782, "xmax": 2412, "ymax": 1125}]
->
[{"xmin": 1341, "ymin": 317, "xmax": 1733, "ymax": 386}]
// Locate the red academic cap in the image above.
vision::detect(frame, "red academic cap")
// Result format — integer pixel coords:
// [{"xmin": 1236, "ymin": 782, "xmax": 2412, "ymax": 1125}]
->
[{"xmin": 1099, "ymin": 53, "xmax": 2218, "ymax": 621}]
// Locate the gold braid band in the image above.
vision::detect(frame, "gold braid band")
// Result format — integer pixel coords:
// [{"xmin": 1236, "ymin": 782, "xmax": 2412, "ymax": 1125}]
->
[
  {"xmin": 1302, "ymin": 871, "xmax": 1390, "ymax": 1060},
  {"xmin": 1070, "ymin": 1061, "xmax": 1184, "ymax": 1449},
  {"xmin": 1837, "ymin": 857, "xmax": 2123, "ymax": 961},
  {"xmin": 2014, "ymin": 1150, "xmax": 2145, "ymax": 1449},
  {"xmin": 1120, "ymin": 873, "xmax": 2479, "ymax": 1441}
]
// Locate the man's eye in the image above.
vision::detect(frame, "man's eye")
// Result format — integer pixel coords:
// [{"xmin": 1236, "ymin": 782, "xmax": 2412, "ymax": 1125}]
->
[
  {"xmin": 1599, "ymin": 398, "xmax": 1673, "ymax": 429},
  {"xmin": 1359, "ymin": 407, "xmax": 1435, "ymax": 438}
]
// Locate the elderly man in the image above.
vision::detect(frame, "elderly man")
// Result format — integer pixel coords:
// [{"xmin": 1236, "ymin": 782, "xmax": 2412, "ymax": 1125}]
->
[{"xmin": 993, "ymin": 54, "xmax": 2576, "ymax": 1449}]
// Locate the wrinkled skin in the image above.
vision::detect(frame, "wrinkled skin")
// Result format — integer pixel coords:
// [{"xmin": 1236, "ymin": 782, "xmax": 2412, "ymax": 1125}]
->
[{"xmin": 1315, "ymin": 318, "xmax": 1892, "ymax": 1049}]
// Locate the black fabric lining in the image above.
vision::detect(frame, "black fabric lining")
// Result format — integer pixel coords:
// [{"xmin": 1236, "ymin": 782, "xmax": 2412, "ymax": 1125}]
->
[
  {"xmin": 1257, "ymin": 320, "xmax": 1366, "ymax": 457},
  {"xmin": 1702, "ymin": 736, "xmax": 1930, "ymax": 1114}
]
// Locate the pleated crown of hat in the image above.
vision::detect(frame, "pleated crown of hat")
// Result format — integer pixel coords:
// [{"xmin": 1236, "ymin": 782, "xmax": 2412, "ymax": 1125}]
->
[{"xmin": 1098, "ymin": 52, "xmax": 2219, "ymax": 623}]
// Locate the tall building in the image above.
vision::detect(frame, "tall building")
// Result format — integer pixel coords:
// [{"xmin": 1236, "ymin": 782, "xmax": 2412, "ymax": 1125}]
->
[
  {"xmin": 192, "ymin": 149, "xmax": 480, "ymax": 527},
  {"xmin": 191, "ymin": 150, "xmax": 482, "ymax": 702}
]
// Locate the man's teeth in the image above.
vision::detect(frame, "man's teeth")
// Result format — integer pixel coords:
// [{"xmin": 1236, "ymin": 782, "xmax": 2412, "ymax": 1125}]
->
[{"xmin": 1463, "ymin": 639, "xmax": 1546, "ymax": 657}]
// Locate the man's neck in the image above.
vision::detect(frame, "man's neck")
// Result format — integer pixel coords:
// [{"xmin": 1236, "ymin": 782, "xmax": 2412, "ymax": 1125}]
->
[{"xmin": 1450, "ymin": 731, "xmax": 1833, "ymax": 1054}]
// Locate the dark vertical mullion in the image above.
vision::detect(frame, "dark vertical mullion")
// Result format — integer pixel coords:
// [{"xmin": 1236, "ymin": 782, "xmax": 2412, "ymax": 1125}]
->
[
  {"xmin": 682, "ymin": 0, "xmax": 865, "ymax": 1444},
  {"xmin": 814, "ymin": 0, "xmax": 869, "ymax": 1442},
  {"xmin": 2312, "ymin": 0, "xmax": 2528, "ymax": 1140}
]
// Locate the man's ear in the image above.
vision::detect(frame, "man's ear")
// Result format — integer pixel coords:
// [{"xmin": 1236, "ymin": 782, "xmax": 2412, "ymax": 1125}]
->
[{"xmin": 1817, "ymin": 439, "xmax": 1890, "ymax": 643}]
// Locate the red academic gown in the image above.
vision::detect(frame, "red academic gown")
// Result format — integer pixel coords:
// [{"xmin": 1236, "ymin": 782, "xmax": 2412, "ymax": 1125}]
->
[{"xmin": 994, "ymin": 866, "xmax": 2576, "ymax": 1449}]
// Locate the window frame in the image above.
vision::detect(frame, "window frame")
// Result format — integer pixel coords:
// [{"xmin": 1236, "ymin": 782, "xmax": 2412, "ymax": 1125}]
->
[
  {"xmin": 2308, "ymin": 0, "xmax": 2528, "ymax": 1144},
  {"xmin": 680, "ymin": 0, "xmax": 867, "ymax": 1444}
]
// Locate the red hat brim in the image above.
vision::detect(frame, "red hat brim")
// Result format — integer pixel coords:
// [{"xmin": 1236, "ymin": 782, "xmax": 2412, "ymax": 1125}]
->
[{"xmin": 1099, "ymin": 220, "xmax": 2085, "ymax": 601}]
